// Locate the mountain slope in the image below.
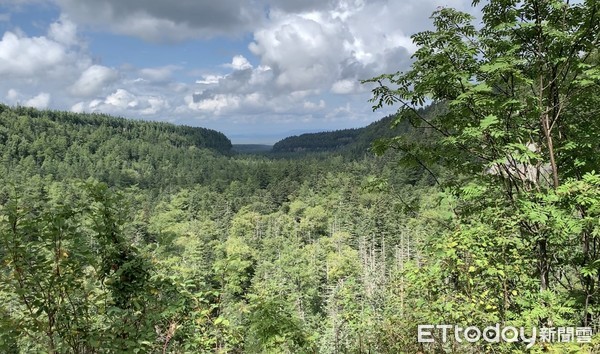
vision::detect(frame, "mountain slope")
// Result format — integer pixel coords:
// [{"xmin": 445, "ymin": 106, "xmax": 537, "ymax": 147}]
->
[
  {"xmin": 271, "ymin": 114, "xmax": 402, "ymax": 155},
  {"xmin": 271, "ymin": 103, "xmax": 445, "ymax": 156},
  {"xmin": 0, "ymin": 104, "xmax": 232, "ymax": 189}
]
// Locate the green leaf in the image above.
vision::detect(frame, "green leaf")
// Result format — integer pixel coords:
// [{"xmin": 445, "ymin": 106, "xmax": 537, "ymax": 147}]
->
[{"xmin": 479, "ymin": 114, "xmax": 499, "ymax": 130}]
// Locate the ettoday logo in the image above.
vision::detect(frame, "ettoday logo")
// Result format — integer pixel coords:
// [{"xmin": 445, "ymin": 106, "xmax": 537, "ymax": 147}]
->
[{"xmin": 418, "ymin": 324, "xmax": 593, "ymax": 349}]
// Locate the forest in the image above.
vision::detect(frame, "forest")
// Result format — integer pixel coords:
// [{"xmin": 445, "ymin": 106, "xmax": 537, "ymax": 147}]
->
[
  {"xmin": 270, "ymin": 114, "xmax": 410, "ymax": 156},
  {"xmin": 1, "ymin": 0, "xmax": 600, "ymax": 353}
]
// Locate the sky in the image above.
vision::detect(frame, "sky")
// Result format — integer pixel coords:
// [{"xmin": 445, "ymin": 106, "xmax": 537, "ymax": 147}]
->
[{"xmin": 0, "ymin": 0, "xmax": 477, "ymax": 144}]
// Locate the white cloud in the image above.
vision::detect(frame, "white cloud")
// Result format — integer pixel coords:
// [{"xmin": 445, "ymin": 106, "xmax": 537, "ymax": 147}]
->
[
  {"xmin": 246, "ymin": 1, "xmax": 424, "ymax": 97},
  {"xmin": 331, "ymin": 79, "xmax": 357, "ymax": 94},
  {"xmin": 187, "ymin": 93, "xmax": 241, "ymax": 115},
  {"xmin": 105, "ymin": 89, "xmax": 138, "ymax": 109},
  {"xmin": 0, "ymin": 16, "xmax": 99, "ymax": 108},
  {"xmin": 303, "ymin": 99, "xmax": 325, "ymax": 110},
  {"xmin": 69, "ymin": 65, "xmax": 118, "ymax": 97},
  {"xmin": 6, "ymin": 88, "xmax": 20, "ymax": 102},
  {"xmin": 140, "ymin": 96, "xmax": 170, "ymax": 115},
  {"xmin": 48, "ymin": 15, "xmax": 78, "ymax": 46},
  {"xmin": 55, "ymin": 0, "xmax": 264, "ymax": 42},
  {"xmin": 250, "ymin": 12, "xmax": 349, "ymax": 91},
  {"xmin": 89, "ymin": 99, "xmax": 102, "ymax": 109},
  {"xmin": 0, "ymin": 31, "xmax": 68, "ymax": 77},
  {"xmin": 138, "ymin": 65, "xmax": 178, "ymax": 83},
  {"xmin": 177, "ymin": 0, "xmax": 475, "ymax": 128},
  {"xmin": 71, "ymin": 101, "xmax": 85, "ymax": 113},
  {"xmin": 196, "ymin": 74, "xmax": 224, "ymax": 85},
  {"xmin": 325, "ymin": 102, "xmax": 353, "ymax": 120},
  {"xmin": 70, "ymin": 89, "xmax": 171, "ymax": 116},
  {"xmin": 24, "ymin": 92, "xmax": 50, "ymax": 109},
  {"xmin": 55, "ymin": 0, "xmax": 469, "ymax": 44},
  {"xmin": 225, "ymin": 55, "xmax": 253, "ymax": 71}
]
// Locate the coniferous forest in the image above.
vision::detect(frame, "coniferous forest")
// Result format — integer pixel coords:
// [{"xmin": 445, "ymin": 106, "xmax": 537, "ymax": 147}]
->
[{"xmin": 1, "ymin": 0, "xmax": 600, "ymax": 353}]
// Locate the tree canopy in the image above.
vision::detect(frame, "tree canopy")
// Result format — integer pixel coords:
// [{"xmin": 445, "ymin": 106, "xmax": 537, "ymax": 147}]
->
[{"xmin": 1, "ymin": 0, "xmax": 600, "ymax": 353}]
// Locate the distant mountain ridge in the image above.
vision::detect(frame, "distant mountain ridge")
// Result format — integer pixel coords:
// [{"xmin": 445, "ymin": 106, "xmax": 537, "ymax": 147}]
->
[
  {"xmin": 271, "ymin": 114, "xmax": 403, "ymax": 154},
  {"xmin": 0, "ymin": 104, "xmax": 231, "ymax": 152},
  {"xmin": 270, "ymin": 103, "xmax": 446, "ymax": 155}
]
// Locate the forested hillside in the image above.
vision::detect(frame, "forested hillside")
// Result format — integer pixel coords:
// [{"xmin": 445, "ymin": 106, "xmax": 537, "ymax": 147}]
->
[
  {"xmin": 0, "ymin": 105, "xmax": 231, "ymax": 190},
  {"xmin": 272, "ymin": 126, "xmax": 363, "ymax": 153},
  {"xmin": 0, "ymin": 102, "xmax": 437, "ymax": 353},
  {"xmin": 1, "ymin": 0, "xmax": 600, "ymax": 353},
  {"xmin": 270, "ymin": 112, "xmax": 414, "ymax": 155},
  {"xmin": 271, "ymin": 103, "xmax": 446, "ymax": 156}
]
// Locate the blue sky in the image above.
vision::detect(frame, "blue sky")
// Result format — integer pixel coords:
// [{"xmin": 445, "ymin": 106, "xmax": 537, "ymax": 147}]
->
[{"xmin": 0, "ymin": 0, "xmax": 475, "ymax": 143}]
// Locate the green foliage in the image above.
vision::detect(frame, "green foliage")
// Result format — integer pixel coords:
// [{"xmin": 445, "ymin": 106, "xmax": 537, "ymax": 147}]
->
[
  {"xmin": 362, "ymin": 0, "xmax": 600, "ymax": 352},
  {"xmin": 1, "ymin": 1, "xmax": 600, "ymax": 352},
  {"xmin": 0, "ymin": 104, "xmax": 232, "ymax": 190}
]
